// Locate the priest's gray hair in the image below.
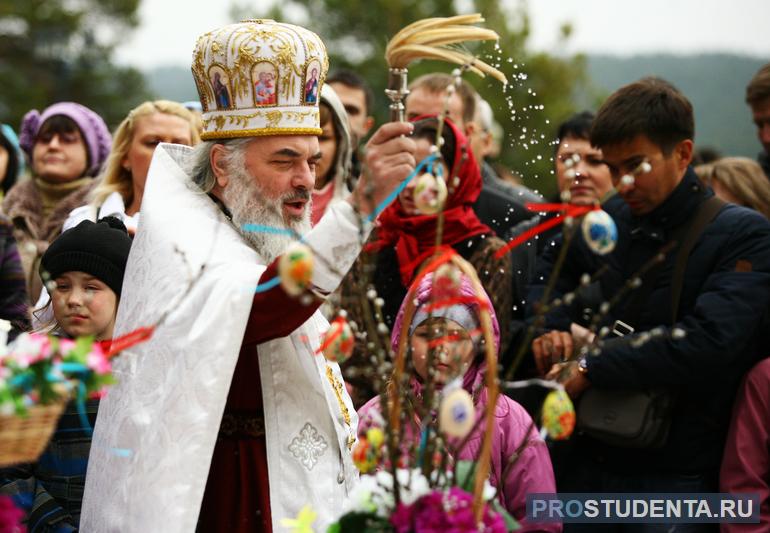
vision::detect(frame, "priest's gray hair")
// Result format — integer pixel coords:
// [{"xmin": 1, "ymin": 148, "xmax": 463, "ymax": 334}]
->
[{"xmin": 186, "ymin": 138, "xmax": 253, "ymax": 192}]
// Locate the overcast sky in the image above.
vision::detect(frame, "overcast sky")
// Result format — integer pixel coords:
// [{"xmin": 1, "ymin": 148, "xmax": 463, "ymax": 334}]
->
[{"xmin": 114, "ymin": 0, "xmax": 770, "ymax": 70}]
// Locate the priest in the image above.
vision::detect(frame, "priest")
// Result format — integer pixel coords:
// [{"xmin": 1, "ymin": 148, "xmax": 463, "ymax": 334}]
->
[{"xmin": 81, "ymin": 19, "xmax": 416, "ymax": 532}]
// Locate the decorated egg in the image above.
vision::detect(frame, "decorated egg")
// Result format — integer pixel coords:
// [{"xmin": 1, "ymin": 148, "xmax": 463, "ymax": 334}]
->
[
  {"xmin": 581, "ymin": 209, "xmax": 617, "ymax": 255},
  {"xmin": 439, "ymin": 388, "xmax": 475, "ymax": 438},
  {"xmin": 352, "ymin": 437, "xmax": 374, "ymax": 473},
  {"xmin": 366, "ymin": 427, "xmax": 384, "ymax": 449},
  {"xmin": 413, "ymin": 172, "xmax": 448, "ymax": 215},
  {"xmin": 352, "ymin": 433, "xmax": 383, "ymax": 473},
  {"xmin": 278, "ymin": 242, "xmax": 314, "ymax": 296},
  {"xmin": 541, "ymin": 389, "xmax": 576, "ymax": 440},
  {"xmin": 432, "ymin": 263, "xmax": 462, "ymax": 300},
  {"xmin": 322, "ymin": 317, "xmax": 355, "ymax": 363}
]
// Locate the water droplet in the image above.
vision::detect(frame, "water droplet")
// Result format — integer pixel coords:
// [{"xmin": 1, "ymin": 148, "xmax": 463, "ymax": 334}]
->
[{"xmin": 671, "ymin": 328, "xmax": 687, "ymax": 340}]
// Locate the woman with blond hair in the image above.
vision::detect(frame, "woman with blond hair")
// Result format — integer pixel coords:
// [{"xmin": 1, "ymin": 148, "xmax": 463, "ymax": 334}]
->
[
  {"xmin": 64, "ymin": 100, "xmax": 200, "ymax": 233},
  {"xmin": 696, "ymin": 157, "xmax": 770, "ymax": 219},
  {"xmin": 31, "ymin": 101, "xmax": 200, "ymax": 325}
]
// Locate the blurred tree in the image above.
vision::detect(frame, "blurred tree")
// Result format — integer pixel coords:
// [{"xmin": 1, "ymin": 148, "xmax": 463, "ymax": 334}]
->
[
  {"xmin": 0, "ymin": 0, "xmax": 151, "ymax": 130},
  {"xmin": 230, "ymin": 0, "xmax": 590, "ymax": 196}
]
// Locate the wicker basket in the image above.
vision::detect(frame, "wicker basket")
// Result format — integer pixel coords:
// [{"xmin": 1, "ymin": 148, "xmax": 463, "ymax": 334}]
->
[{"xmin": 0, "ymin": 400, "xmax": 67, "ymax": 467}]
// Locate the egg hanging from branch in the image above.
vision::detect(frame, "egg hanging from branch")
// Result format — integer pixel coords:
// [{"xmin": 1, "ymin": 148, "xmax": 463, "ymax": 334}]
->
[
  {"xmin": 541, "ymin": 389, "xmax": 576, "ymax": 440},
  {"xmin": 322, "ymin": 316, "xmax": 355, "ymax": 363},
  {"xmin": 439, "ymin": 388, "xmax": 475, "ymax": 438},
  {"xmin": 581, "ymin": 209, "xmax": 617, "ymax": 255},
  {"xmin": 278, "ymin": 242, "xmax": 314, "ymax": 296},
  {"xmin": 414, "ymin": 172, "xmax": 448, "ymax": 215}
]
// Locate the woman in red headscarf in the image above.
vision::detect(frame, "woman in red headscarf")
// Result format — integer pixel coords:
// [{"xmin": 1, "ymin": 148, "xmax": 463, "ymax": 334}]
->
[{"xmin": 339, "ymin": 115, "xmax": 512, "ymax": 407}]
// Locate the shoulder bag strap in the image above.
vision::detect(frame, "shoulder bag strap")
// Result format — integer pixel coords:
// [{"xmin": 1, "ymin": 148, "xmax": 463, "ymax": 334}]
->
[{"xmin": 669, "ymin": 195, "xmax": 725, "ymax": 324}]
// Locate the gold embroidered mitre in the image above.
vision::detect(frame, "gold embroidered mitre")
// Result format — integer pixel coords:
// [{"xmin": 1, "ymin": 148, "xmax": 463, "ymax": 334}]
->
[{"xmin": 191, "ymin": 19, "xmax": 329, "ymax": 140}]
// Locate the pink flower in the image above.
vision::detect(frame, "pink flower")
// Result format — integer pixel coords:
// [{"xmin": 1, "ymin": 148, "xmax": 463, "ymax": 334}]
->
[
  {"xmin": 390, "ymin": 502, "xmax": 414, "ymax": 533},
  {"xmin": 86, "ymin": 344, "xmax": 111, "ymax": 375},
  {"xmin": 9, "ymin": 333, "xmax": 52, "ymax": 368},
  {"xmin": 57, "ymin": 338, "xmax": 76, "ymax": 356},
  {"xmin": 391, "ymin": 488, "xmax": 506, "ymax": 533},
  {"xmin": 0, "ymin": 494, "xmax": 26, "ymax": 533}
]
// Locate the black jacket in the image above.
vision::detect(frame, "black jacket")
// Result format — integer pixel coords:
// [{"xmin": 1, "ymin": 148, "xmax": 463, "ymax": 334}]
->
[
  {"xmin": 472, "ymin": 163, "xmax": 535, "ymax": 240},
  {"xmin": 529, "ymin": 167, "xmax": 770, "ymax": 475}
]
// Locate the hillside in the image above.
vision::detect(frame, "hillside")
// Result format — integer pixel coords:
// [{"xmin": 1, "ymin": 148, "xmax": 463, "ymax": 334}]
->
[
  {"xmin": 585, "ymin": 53, "xmax": 766, "ymax": 158},
  {"xmin": 146, "ymin": 66, "xmax": 199, "ymax": 103},
  {"xmin": 145, "ymin": 53, "xmax": 767, "ymax": 158}
]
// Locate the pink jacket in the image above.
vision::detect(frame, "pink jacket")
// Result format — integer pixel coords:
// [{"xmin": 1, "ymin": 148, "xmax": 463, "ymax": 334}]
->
[
  {"xmin": 358, "ymin": 273, "xmax": 560, "ymax": 532},
  {"xmin": 720, "ymin": 357, "xmax": 770, "ymax": 533}
]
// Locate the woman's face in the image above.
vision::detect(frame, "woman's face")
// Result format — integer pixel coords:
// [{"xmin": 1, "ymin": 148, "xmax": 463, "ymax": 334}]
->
[
  {"xmin": 32, "ymin": 127, "xmax": 88, "ymax": 183},
  {"xmin": 398, "ymin": 137, "xmax": 449, "ymax": 215},
  {"xmin": 410, "ymin": 317, "xmax": 474, "ymax": 385},
  {"xmin": 51, "ymin": 271, "xmax": 118, "ymax": 341},
  {"xmin": 555, "ymin": 136, "xmax": 613, "ymax": 205},
  {"xmin": 315, "ymin": 110, "xmax": 338, "ymax": 189},
  {"xmin": 123, "ymin": 112, "xmax": 193, "ymax": 193}
]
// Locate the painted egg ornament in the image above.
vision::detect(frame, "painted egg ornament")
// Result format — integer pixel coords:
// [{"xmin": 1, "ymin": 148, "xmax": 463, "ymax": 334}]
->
[
  {"xmin": 413, "ymin": 172, "xmax": 448, "ymax": 215},
  {"xmin": 322, "ymin": 317, "xmax": 354, "ymax": 363},
  {"xmin": 439, "ymin": 388, "xmax": 475, "ymax": 438},
  {"xmin": 541, "ymin": 389, "xmax": 576, "ymax": 440},
  {"xmin": 366, "ymin": 427, "xmax": 384, "ymax": 449},
  {"xmin": 278, "ymin": 242, "xmax": 314, "ymax": 296},
  {"xmin": 432, "ymin": 263, "xmax": 462, "ymax": 300},
  {"xmin": 352, "ymin": 435, "xmax": 381, "ymax": 474},
  {"xmin": 581, "ymin": 209, "xmax": 618, "ymax": 255},
  {"xmin": 352, "ymin": 437, "xmax": 373, "ymax": 473}
]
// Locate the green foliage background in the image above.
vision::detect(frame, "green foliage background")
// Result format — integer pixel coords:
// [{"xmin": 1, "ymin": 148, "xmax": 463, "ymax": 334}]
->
[{"xmin": 0, "ymin": 0, "xmax": 151, "ymax": 129}]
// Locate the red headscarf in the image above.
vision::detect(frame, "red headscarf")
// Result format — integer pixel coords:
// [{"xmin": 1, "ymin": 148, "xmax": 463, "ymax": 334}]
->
[{"xmin": 371, "ymin": 116, "xmax": 491, "ymax": 286}]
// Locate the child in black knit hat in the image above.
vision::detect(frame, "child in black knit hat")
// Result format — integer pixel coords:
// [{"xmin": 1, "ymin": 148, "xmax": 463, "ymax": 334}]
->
[
  {"xmin": 0, "ymin": 216, "xmax": 131, "ymax": 530},
  {"xmin": 37, "ymin": 216, "xmax": 131, "ymax": 341}
]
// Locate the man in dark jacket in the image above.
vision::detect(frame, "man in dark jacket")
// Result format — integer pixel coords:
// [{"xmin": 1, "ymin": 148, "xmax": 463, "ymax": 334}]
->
[{"xmin": 529, "ymin": 77, "xmax": 770, "ymax": 530}]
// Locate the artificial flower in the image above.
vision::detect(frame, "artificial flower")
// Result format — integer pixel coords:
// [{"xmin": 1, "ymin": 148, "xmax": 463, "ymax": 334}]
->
[
  {"xmin": 8, "ymin": 333, "xmax": 52, "ymax": 368},
  {"xmin": 279, "ymin": 505, "xmax": 316, "ymax": 533},
  {"xmin": 0, "ymin": 494, "xmax": 24, "ymax": 533},
  {"xmin": 86, "ymin": 343, "xmax": 111, "ymax": 375}
]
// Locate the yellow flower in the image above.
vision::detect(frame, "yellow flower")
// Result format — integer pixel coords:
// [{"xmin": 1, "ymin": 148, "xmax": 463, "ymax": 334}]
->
[{"xmin": 280, "ymin": 505, "xmax": 317, "ymax": 533}]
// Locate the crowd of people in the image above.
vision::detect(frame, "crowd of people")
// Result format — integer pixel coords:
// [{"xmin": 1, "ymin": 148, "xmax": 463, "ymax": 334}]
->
[{"xmin": 0, "ymin": 16, "xmax": 768, "ymax": 533}]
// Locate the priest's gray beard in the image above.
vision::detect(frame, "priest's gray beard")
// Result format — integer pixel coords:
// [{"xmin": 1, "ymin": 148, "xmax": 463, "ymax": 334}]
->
[{"xmin": 222, "ymin": 165, "xmax": 312, "ymax": 263}]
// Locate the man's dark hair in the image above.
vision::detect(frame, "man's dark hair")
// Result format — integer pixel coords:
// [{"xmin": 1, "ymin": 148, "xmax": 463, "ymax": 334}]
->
[
  {"xmin": 590, "ymin": 77, "xmax": 694, "ymax": 154},
  {"xmin": 746, "ymin": 63, "xmax": 770, "ymax": 107},
  {"xmin": 408, "ymin": 73, "xmax": 477, "ymax": 126},
  {"xmin": 327, "ymin": 69, "xmax": 374, "ymax": 116},
  {"xmin": 555, "ymin": 111, "xmax": 594, "ymax": 154}
]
